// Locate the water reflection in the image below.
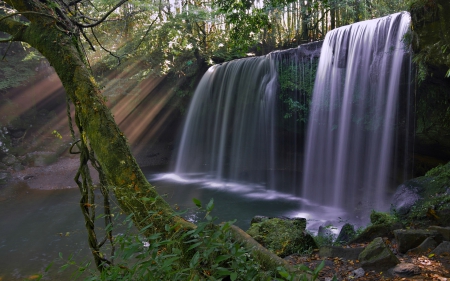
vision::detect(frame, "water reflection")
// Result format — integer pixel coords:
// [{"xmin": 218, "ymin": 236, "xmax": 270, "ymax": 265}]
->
[{"xmin": 150, "ymin": 172, "xmax": 347, "ymax": 231}]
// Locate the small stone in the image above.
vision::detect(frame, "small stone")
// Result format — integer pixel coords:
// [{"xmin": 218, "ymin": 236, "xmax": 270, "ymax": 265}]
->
[
  {"xmin": 390, "ymin": 263, "xmax": 421, "ymax": 277},
  {"xmin": 349, "ymin": 268, "xmax": 365, "ymax": 279},
  {"xmin": 0, "ymin": 171, "xmax": 11, "ymax": 182},
  {"xmin": 1, "ymin": 154, "xmax": 17, "ymax": 166}
]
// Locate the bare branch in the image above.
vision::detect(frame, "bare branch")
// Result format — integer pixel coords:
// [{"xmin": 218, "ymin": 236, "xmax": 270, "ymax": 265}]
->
[
  {"xmin": 0, "ymin": 11, "xmax": 56, "ymax": 22},
  {"xmin": 74, "ymin": 0, "xmax": 128, "ymax": 28},
  {"xmin": 90, "ymin": 27, "xmax": 122, "ymax": 65}
]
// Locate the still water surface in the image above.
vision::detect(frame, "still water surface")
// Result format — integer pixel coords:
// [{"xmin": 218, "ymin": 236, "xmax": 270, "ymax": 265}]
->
[{"xmin": 0, "ymin": 171, "xmax": 347, "ymax": 280}]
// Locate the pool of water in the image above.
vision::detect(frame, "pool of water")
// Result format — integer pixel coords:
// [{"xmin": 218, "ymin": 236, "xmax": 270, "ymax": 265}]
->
[
  {"xmin": 149, "ymin": 172, "xmax": 349, "ymax": 231},
  {"xmin": 0, "ymin": 170, "xmax": 354, "ymax": 280},
  {"xmin": 0, "ymin": 184, "xmax": 91, "ymax": 280}
]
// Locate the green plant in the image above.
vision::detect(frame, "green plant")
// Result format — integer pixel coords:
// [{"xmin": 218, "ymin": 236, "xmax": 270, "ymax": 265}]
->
[{"xmin": 58, "ymin": 199, "xmax": 282, "ymax": 280}]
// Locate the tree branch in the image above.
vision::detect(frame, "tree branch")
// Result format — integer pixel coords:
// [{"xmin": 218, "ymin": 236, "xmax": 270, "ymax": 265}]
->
[{"xmin": 74, "ymin": 0, "xmax": 128, "ymax": 28}]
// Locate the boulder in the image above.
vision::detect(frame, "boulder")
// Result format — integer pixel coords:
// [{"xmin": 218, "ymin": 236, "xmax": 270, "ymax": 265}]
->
[
  {"xmin": 335, "ymin": 223, "xmax": 356, "ymax": 245},
  {"xmin": 351, "ymin": 223, "xmax": 402, "ymax": 243},
  {"xmin": 394, "ymin": 229, "xmax": 443, "ymax": 253},
  {"xmin": 389, "ymin": 263, "xmax": 421, "ymax": 277},
  {"xmin": 429, "ymin": 226, "xmax": 450, "ymax": 241},
  {"xmin": 317, "ymin": 225, "xmax": 335, "ymax": 241},
  {"xmin": 319, "ymin": 246, "xmax": 364, "ymax": 260},
  {"xmin": 358, "ymin": 237, "xmax": 400, "ymax": 272},
  {"xmin": 391, "ymin": 180, "xmax": 423, "ymax": 216},
  {"xmin": 431, "ymin": 241, "xmax": 450, "ymax": 257},
  {"xmin": 246, "ymin": 217, "xmax": 316, "ymax": 258},
  {"xmin": 406, "ymin": 237, "xmax": 438, "ymax": 255}
]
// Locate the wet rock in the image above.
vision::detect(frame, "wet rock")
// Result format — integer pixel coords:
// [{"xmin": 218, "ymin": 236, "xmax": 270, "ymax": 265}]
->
[
  {"xmin": 351, "ymin": 223, "xmax": 402, "ymax": 243},
  {"xmin": 336, "ymin": 223, "xmax": 356, "ymax": 245},
  {"xmin": 391, "ymin": 180, "xmax": 423, "ymax": 216},
  {"xmin": 319, "ymin": 246, "xmax": 364, "ymax": 260},
  {"xmin": 431, "ymin": 241, "xmax": 450, "ymax": 257},
  {"xmin": 406, "ymin": 237, "xmax": 438, "ymax": 255},
  {"xmin": 390, "ymin": 263, "xmax": 421, "ymax": 277},
  {"xmin": 250, "ymin": 215, "xmax": 269, "ymax": 224},
  {"xmin": 348, "ymin": 268, "xmax": 365, "ymax": 279},
  {"xmin": 429, "ymin": 226, "xmax": 450, "ymax": 241},
  {"xmin": 318, "ymin": 225, "xmax": 335, "ymax": 240},
  {"xmin": 1, "ymin": 154, "xmax": 18, "ymax": 166},
  {"xmin": 0, "ymin": 171, "xmax": 11, "ymax": 182},
  {"xmin": 394, "ymin": 229, "xmax": 443, "ymax": 253},
  {"xmin": 246, "ymin": 217, "xmax": 315, "ymax": 257},
  {"xmin": 358, "ymin": 237, "xmax": 400, "ymax": 271}
]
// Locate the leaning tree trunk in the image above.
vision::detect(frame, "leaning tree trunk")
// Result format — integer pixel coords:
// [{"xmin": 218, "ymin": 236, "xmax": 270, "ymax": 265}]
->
[
  {"xmin": 0, "ymin": 0, "xmax": 299, "ymax": 275},
  {"xmin": 1, "ymin": 0, "xmax": 193, "ymax": 233}
]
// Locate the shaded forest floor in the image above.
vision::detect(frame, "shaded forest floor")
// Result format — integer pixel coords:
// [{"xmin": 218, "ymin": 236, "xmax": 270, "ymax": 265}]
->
[{"xmin": 288, "ymin": 241, "xmax": 450, "ymax": 280}]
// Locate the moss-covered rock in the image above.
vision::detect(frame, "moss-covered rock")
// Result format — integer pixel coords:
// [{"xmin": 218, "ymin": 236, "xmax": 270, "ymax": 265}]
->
[
  {"xmin": 392, "ymin": 161, "xmax": 450, "ymax": 227},
  {"xmin": 358, "ymin": 237, "xmax": 400, "ymax": 271},
  {"xmin": 246, "ymin": 218, "xmax": 316, "ymax": 258}
]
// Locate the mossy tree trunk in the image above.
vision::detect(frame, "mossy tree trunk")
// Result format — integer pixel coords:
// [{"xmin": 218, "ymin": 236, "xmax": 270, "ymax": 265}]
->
[
  {"xmin": 0, "ymin": 1, "xmax": 299, "ymax": 276},
  {"xmin": 0, "ymin": 0, "xmax": 193, "ymax": 233}
]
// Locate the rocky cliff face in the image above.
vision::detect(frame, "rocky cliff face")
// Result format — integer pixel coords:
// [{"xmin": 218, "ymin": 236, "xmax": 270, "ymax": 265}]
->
[{"xmin": 410, "ymin": 0, "xmax": 450, "ymax": 174}]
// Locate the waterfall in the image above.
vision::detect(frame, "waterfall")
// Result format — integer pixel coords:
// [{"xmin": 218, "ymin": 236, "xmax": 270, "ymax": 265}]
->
[
  {"xmin": 172, "ymin": 12, "xmax": 412, "ymax": 219},
  {"xmin": 174, "ymin": 56, "xmax": 278, "ymax": 185},
  {"xmin": 302, "ymin": 12, "xmax": 412, "ymax": 213}
]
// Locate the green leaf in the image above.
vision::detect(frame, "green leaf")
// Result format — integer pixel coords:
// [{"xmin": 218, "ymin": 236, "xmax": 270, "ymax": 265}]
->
[
  {"xmin": 193, "ymin": 198, "xmax": 202, "ymax": 208},
  {"xmin": 214, "ymin": 255, "xmax": 230, "ymax": 263},
  {"xmin": 230, "ymin": 272, "xmax": 237, "ymax": 280},
  {"xmin": 45, "ymin": 262, "xmax": 54, "ymax": 272},
  {"xmin": 190, "ymin": 251, "xmax": 200, "ymax": 268},
  {"xmin": 188, "ymin": 241, "xmax": 203, "ymax": 251},
  {"xmin": 314, "ymin": 260, "xmax": 325, "ymax": 274},
  {"xmin": 206, "ymin": 198, "xmax": 214, "ymax": 212}
]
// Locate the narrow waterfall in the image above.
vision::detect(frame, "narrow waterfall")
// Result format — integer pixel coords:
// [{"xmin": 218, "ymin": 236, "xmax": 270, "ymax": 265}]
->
[
  {"xmin": 174, "ymin": 56, "xmax": 278, "ymax": 185},
  {"xmin": 302, "ymin": 12, "xmax": 413, "ymax": 213}
]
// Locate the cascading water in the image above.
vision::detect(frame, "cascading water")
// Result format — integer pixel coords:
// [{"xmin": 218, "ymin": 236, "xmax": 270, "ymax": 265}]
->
[
  {"xmin": 302, "ymin": 12, "xmax": 413, "ymax": 215},
  {"xmin": 174, "ymin": 56, "xmax": 278, "ymax": 185},
  {"xmin": 173, "ymin": 43, "xmax": 321, "ymax": 190},
  {"xmin": 168, "ymin": 12, "xmax": 412, "ymax": 223}
]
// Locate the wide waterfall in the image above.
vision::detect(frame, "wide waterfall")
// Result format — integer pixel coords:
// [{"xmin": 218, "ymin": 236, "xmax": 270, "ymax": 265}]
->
[
  {"xmin": 171, "ymin": 12, "xmax": 412, "ymax": 220},
  {"xmin": 173, "ymin": 43, "xmax": 321, "ymax": 191},
  {"xmin": 302, "ymin": 12, "xmax": 412, "ymax": 214}
]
